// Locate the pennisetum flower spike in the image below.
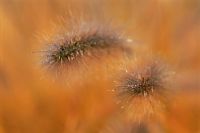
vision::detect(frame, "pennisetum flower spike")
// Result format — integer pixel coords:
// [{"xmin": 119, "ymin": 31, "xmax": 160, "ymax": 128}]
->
[
  {"xmin": 40, "ymin": 18, "xmax": 131, "ymax": 73},
  {"xmin": 113, "ymin": 57, "xmax": 172, "ymax": 122}
]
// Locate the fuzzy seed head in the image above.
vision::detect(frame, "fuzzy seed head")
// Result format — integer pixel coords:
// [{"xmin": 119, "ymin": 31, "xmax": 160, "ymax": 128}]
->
[
  {"xmin": 114, "ymin": 60, "xmax": 170, "ymax": 121},
  {"xmin": 118, "ymin": 62, "xmax": 165, "ymax": 98},
  {"xmin": 42, "ymin": 22, "xmax": 127, "ymax": 69}
]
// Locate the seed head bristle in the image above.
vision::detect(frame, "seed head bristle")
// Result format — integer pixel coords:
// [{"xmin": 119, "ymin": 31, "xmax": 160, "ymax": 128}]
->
[
  {"xmin": 117, "ymin": 61, "xmax": 166, "ymax": 98},
  {"xmin": 113, "ymin": 60, "xmax": 170, "ymax": 121},
  {"xmin": 41, "ymin": 22, "xmax": 128, "ymax": 70}
]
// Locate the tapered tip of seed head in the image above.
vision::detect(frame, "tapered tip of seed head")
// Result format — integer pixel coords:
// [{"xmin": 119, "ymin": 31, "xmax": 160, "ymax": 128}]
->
[
  {"xmin": 114, "ymin": 59, "xmax": 170, "ymax": 121},
  {"xmin": 117, "ymin": 60, "xmax": 167, "ymax": 98}
]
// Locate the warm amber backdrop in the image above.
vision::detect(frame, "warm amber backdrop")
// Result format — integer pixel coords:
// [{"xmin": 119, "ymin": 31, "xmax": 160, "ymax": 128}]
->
[{"xmin": 0, "ymin": 0, "xmax": 199, "ymax": 132}]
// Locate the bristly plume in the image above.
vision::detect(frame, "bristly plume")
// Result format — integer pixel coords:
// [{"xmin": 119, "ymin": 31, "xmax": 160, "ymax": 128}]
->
[
  {"xmin": 113, "ymin": 59, "xmax": 171, "ymax": 121},
  {"xmin": 40, "ymin": 19, "xmax": 130, "ymax": 71},
  {"xmin": 117, "ymin": 61, "xmax": 166, "ymax": 98}
]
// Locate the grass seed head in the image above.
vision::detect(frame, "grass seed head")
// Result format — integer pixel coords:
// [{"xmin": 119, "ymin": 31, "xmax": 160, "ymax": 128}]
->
[
  {"xmin": 41, "ymin": 20, "xmax": 129, "ymax": 71},
  {"xmin": 118, "ymin": 61, "xmax": 166, "ymax": 98},
  {"xmin": 114, "ymin": 59, "xmax": 171, "ymax": 122}
]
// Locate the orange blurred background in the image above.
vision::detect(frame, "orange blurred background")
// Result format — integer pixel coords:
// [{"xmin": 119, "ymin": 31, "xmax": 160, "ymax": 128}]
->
[{"xmin": 0, "ymin": 0, "xmax": 199, "ymax": 132}]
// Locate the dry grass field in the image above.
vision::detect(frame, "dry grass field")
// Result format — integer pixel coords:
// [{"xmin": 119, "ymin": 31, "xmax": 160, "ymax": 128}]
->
[{"xmin": 0, "ymin": 0, "xmax": 199, "ymax": 133}]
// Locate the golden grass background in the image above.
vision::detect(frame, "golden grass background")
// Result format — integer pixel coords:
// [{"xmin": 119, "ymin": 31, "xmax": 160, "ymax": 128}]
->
[{"xmin": 0, "ymin": 0, "xmax": 199, "ymax": 132}]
